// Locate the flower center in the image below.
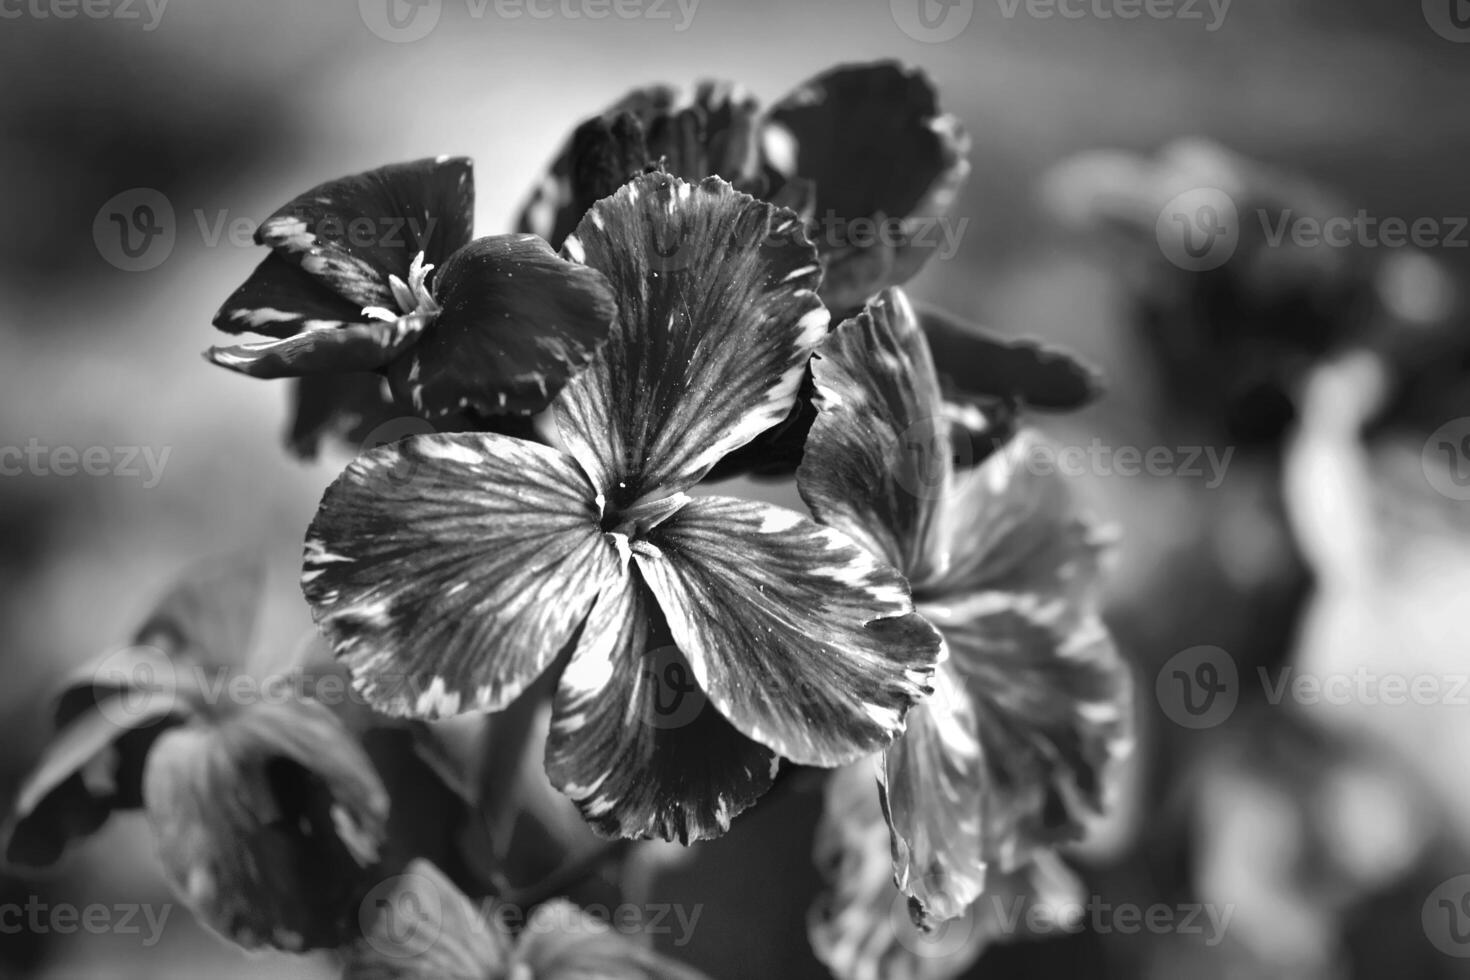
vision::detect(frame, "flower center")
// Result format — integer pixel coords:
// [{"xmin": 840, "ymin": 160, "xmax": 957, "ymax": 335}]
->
[{"xmin": 363, "ymin": 251, "xmax": 442, "ymax": 322}]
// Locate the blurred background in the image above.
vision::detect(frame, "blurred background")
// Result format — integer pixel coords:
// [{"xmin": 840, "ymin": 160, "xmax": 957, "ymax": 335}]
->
[{"xmin": 2, "ymin": 0, "xmax": 1470, "ymax": 976}]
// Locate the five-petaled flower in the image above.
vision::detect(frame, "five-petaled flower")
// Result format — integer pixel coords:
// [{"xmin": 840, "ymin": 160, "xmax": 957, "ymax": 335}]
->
[
  {"xmin": 1, "ymin": 557, "xmax": 391, "ymax": 952},
  {"xmin": 207, "ymin": 156, "xmax": 617, "ymax": 456},
  {"xmin": 302, "ymin": 172, "xmax": 942, "ymax": 844},
  {"xmin": 795, "ymin": 289, "xmax": 1132, "ymax": 944}
]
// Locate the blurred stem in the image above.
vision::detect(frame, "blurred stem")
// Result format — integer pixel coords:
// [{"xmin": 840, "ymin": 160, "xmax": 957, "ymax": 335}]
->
[{"xmin": 501, "ymin": 839, "xmax": 633, "ymax": 908}]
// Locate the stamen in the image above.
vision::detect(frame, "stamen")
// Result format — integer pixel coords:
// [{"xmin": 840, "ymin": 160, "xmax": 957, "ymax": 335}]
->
[{"xmin": 363, "ymin": 250, "xmax": 442, "ymax": 322}]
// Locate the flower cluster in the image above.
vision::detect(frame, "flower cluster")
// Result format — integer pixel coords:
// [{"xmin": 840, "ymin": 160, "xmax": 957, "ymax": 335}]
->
[{"xmin": 4, "ymin": 59, "xmax": 1131, "ymax": 980}]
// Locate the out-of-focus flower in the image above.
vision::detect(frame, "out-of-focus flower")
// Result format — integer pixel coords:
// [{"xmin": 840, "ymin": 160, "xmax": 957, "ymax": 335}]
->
[
  {"xmin": 302, "ymin": 173, "xmax": 940, "ymax": 844},
  {"xmin": 207, "ymin": 157, "xmax": 617, "ymax": 456},
  {"xmin": 1042, "ymin": 138, "xmax": 1381, "ymax": 446},
  {"xmin": 1, "ymin": 556, "xmax": 390, "ymax": 952},
  {"xmin": 518, "ymin": 61, "xmax": 971, "ymax": 315},
  {"xmin": 797, "ymin": 289, "xmax": 1130, "ymax": 945},
  {"xmin": 344, "ymin": 859, "xmax": 709, "ymax": 979}
]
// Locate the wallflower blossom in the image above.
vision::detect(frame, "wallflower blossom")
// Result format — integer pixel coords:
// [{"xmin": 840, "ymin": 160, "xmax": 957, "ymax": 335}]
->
[
  {"xmin": 345, "ymin": 859, "xmax": 710, "ymax": 980},
  {"xmin": 2, "ymin": 557, "xmax": 390, "ymax": 951},
  {"xmin": 518, "ymin": 61, "xmax": 971, "ymax": 316},
  {"xmin": 302, "ymin": 173, "xmax": 941, "ymax": 844},
  {"xmin": 795, "ymin": 289, "xmax": 1131, "ymax": 938},
  {"xmin": 207, "ymin": 156, "xmax": 616, "ymax": 455}
]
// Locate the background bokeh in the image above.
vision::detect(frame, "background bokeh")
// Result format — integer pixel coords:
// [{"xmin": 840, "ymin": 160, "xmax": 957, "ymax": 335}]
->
[{"xmin": 3, "ymin": 1, "xmax": 1469, "ymax": 976}]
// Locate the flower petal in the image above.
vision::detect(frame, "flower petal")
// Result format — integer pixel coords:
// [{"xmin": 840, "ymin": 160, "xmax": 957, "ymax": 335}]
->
[
  {"xmin": 287, "ymin": 372, "xmax": 399, "ymax": 459},
  {"xmin": 142, "ymin": 699, "xmax": 389, "ymax": 951},
  {"xmin": 302, "ymin": 433, "xmax": 618, "ymax": 719},
  {"xmin": 763, "ymin": 62, "xmax": 970, "ymax": 311},
  {"xmin": 343, "ymin": 860, "xmax": 508, "ymax": 980},
  {"xmin": 879, "ymin": 662, "xmax": 985, "ymax": 926},
  {"xmin": 2, "ymin": 691, "xmax": 176, "ymax": 867},
  {"xmin": 811, "ymin": 763, "xmax": 1085, "ymax": 980},
  {"xmin": 554, "ymin": 173, "xmax": 827, "ymax": 505},
  {"xmin": 546, "ymin": 567, "xmax": 777, "ymax": 843},
  {"xmin": 385, "ymin": 234, "xmax": 617, "ymax": 419},
  {"xmin": 933, "ymin": 598, "xmax": 1130, "ymax": 867},
  {"xmin": 257, "ymin": 156, "xmax": 474, "ymax": 310},
  {"xmin": 916, "ymin": 304, "xmax": 1102, "ymax": 412},
  {"xmin": 213, "ymin": 252, "xmax": 365, "ymax": 338},
  {"xmin": 518, "ymin": 899, "xmax": 715, "ymax": 980},
  {"xmin": 121, "ymin": 553, "xmax": 265, "ymax": 679},
  {"xmin": 207, "ymin": 317, "xmax": 421, "ymax": 379},
  {"xmin": 923, "ymin": 430, "xmax": 1103, "ymax": 604},
  {"xmin": 632, "ymin": 496, "xmax": 939, "ymax": 767},
  {"xmin": 798, "ymin": 288, "xmax": 949, "ymax": 581},
  {"xmin": 518, "ymin": 82, "xmax": 762, "ymax": 250}
]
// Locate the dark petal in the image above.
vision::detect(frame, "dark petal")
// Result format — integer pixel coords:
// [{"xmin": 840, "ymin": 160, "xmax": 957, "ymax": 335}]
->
[
  {"xmin": 302, "ymin": 433, "xmax": 619, "ymax": 719},
  {"xmin": 554, "ymin": 173, "xmax": 827, "ymax": 505},
  {"xmin": 798, "ymin": 288, "xmax": 949, "ymax": 581},
  {"xmin": 518, "ymin": 900, "xmax": 715, "ymax": 980},
  {"xmin": 700, "ymin": 373, "xmax": 817, "ymax": 482},
  {"xmin": 546, "ymin": 568, "xmax": 777, "ymax": 844},
  {"xmin": 213, "ymin": 252, "xmax": 365, "ymax": 338},
  {"xmin": 518, "ymin": 82, "xmax": 761, "ymax": 251},
  {"xmin": 763, "ymin": 62, "xmax": 971, "ymax": 310},
  {"xmin": 915, "ymin": 303, "xmax": 1103, "ymax": 412},
  {"xmin": 386, "ymin": 234, "xmax": 617, "ymax": 419},
  {"xmin": 343, "ymin": 860, "xmax": 508, "ymax": 980},
  {"xmin": 288, "ymin": 372, "xmax": 400, "ymax": 460},
  {"xmin": 142, "ymin": 700, "xmax": 389, "ymax": 951},
  {"xmin": 257, "ymin": 156, "xmax": 475, "ymax": 310},
  {"xmin": 935, "ymin": 601, "xmax": 1131, "ymax": 866},
  {"xmin": 3, "ymin": 690, "xmax": 177, "ymax": 867},
  {"xmin": 879, "ymin": 663, "xmax": 985, "ymax": 927},
  {"xmin": 208, "ymin": 317, "xmax": 421, "ymax": 380},
  {"xmin": 633, "ymin": 496, "xmax": 940, "ymax": 767}
]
